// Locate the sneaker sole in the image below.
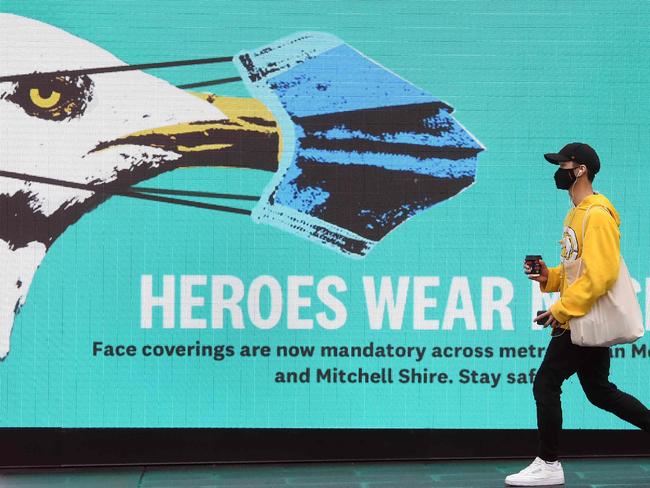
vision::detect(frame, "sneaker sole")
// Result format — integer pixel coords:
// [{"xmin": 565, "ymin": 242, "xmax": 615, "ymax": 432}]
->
[{"xmin": 504, "ymin": 477, "xmax": 564, "ymax": 487}]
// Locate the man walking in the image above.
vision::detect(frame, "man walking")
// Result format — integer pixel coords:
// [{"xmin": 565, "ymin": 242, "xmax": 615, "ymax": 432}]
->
[{"xmin": 505, "ymin": 143, "xmax": 650, "ymax": 486}]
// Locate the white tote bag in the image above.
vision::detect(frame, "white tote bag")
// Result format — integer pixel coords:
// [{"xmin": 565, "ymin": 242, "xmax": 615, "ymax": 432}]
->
[{"xmin": 563, "ymin": 205, "xmax": 644, "ymax": 347}]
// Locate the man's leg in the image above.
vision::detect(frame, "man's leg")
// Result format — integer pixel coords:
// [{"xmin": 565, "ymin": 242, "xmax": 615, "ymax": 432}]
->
[
  {"xmin": 533, "ymin": 332, "xmax": 580, "ymax": 462},
  {"xmin": 578, "ymin": 346, "xmax": 650, "ymax": 431},
  {"xmin": 505, "ymin": 331, "xmax": 575, "ymax": 485}
]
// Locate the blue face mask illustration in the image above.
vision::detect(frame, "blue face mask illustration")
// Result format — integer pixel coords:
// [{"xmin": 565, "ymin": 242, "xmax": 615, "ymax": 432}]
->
[{"xmin": 236, "ymin": 32, "xmax": 485, "ymax": 256}]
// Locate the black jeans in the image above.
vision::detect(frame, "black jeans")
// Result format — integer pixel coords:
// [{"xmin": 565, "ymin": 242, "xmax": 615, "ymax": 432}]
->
[{"xmin": 533, "ymin": 331, "xmax": 650, "ymax": 461}]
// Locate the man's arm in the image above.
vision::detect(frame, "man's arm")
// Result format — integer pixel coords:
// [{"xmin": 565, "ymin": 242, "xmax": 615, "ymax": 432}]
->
[
  {"xmin": 540, "ymin": 265, "xmax": 562, "ymax": 293},
  {"xmin": 550, "ymin": 208, "xmax": 620, "ymax": 324}
]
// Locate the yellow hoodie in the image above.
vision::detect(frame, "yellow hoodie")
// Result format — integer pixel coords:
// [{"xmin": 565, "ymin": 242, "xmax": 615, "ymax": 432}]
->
[{"xmin": 542, "ymin": 193, "xmax": 621, "ymax": 327}]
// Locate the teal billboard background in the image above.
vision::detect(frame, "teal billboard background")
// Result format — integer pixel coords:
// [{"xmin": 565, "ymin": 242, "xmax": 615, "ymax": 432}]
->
[{"xmin": 1, "ymin": 0, "xmax": 649, "ymax": 430}]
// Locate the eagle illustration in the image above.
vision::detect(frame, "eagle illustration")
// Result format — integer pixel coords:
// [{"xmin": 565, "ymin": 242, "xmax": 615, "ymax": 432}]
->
[{"xmin": 0, "ymin": 13, "xmax": 484, "ymax": 359}]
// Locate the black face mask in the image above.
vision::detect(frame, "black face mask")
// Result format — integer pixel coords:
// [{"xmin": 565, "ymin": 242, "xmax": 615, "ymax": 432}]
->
[{"xmin": 554, "ymin": 167, "xmax": 578, "ymax": 190}]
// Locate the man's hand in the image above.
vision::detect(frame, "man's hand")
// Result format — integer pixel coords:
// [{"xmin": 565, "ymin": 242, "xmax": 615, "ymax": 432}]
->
[
  {"xmin": 534, "ymin": 310, "xmax": 561, "ymax": 328},
  {"xmin": 523, "ymin": 258, "xmax": 549, "ymax": 285}
]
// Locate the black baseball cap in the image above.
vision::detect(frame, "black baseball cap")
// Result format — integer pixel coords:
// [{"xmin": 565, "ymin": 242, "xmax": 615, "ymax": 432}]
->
[{"xmin": 544, "ymin": 142, "xmax": 600, "ymax": 175}]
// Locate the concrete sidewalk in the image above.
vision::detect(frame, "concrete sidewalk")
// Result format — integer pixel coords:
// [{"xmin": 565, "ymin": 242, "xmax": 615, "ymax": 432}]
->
[{"xmin": 1, "ymin": 457, "xmax": 649, "ymax": 487}]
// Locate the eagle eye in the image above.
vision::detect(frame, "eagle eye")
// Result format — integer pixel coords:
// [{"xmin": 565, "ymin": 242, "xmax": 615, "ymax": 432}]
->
[
  {"xmin": 29, "ymin": 88, "xmax": 62, "ymax": 108},
  {"xmin": 8, "ymin": 74, "xmax": 94, "ymax": 121}
]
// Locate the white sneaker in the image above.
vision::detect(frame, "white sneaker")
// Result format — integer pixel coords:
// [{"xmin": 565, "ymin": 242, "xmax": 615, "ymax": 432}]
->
[{"xmin": 504, "ymin": 457, "xmax": 565, "ymax": 486}]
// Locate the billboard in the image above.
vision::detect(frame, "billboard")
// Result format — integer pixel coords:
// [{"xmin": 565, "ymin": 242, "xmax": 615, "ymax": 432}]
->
[{"xmin": 1, "ymin": 1, "xmax": 648, "ymax": 434}]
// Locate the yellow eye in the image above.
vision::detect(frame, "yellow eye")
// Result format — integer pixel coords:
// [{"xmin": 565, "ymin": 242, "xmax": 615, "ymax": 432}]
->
[
  {"xmin": 29, "ymin": 88, "xmax": 61, "ymax": 109},
  {"xmin": 9, "ymin": 75, "xmax": 93, "ymax": 121}
]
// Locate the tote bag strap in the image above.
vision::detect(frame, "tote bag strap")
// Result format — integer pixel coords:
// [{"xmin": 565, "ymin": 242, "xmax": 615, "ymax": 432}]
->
[{"xmin": 576, "ymin": 204, "xmax": 617, "ymax": 277}]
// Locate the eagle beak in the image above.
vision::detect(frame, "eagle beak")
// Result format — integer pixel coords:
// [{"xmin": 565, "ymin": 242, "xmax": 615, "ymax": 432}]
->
[{"xmin": 91, "ymin": 94, "xmax": 280, "ymax": 174}]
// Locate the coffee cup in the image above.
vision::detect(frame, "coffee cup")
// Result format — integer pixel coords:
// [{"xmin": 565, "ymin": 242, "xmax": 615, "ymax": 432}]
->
[{"xmin": 525, "ymin": 255, "xmax": 542, "ymax": 277}]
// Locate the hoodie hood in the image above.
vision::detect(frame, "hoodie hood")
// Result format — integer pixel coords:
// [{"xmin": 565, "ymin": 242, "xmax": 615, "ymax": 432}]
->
[{"xmin": 575, "ymin": 193, "xmax": 621, "ymax": 227}]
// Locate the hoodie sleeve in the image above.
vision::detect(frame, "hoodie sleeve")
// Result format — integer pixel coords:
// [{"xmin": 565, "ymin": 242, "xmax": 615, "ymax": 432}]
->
[
  {"xmin": 541, "ymin": 265, "xmax": 562, "ymax": 293},
  {"xmin": 550, "ymin": 208, "xmax": 620, "ymax": 324}
]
